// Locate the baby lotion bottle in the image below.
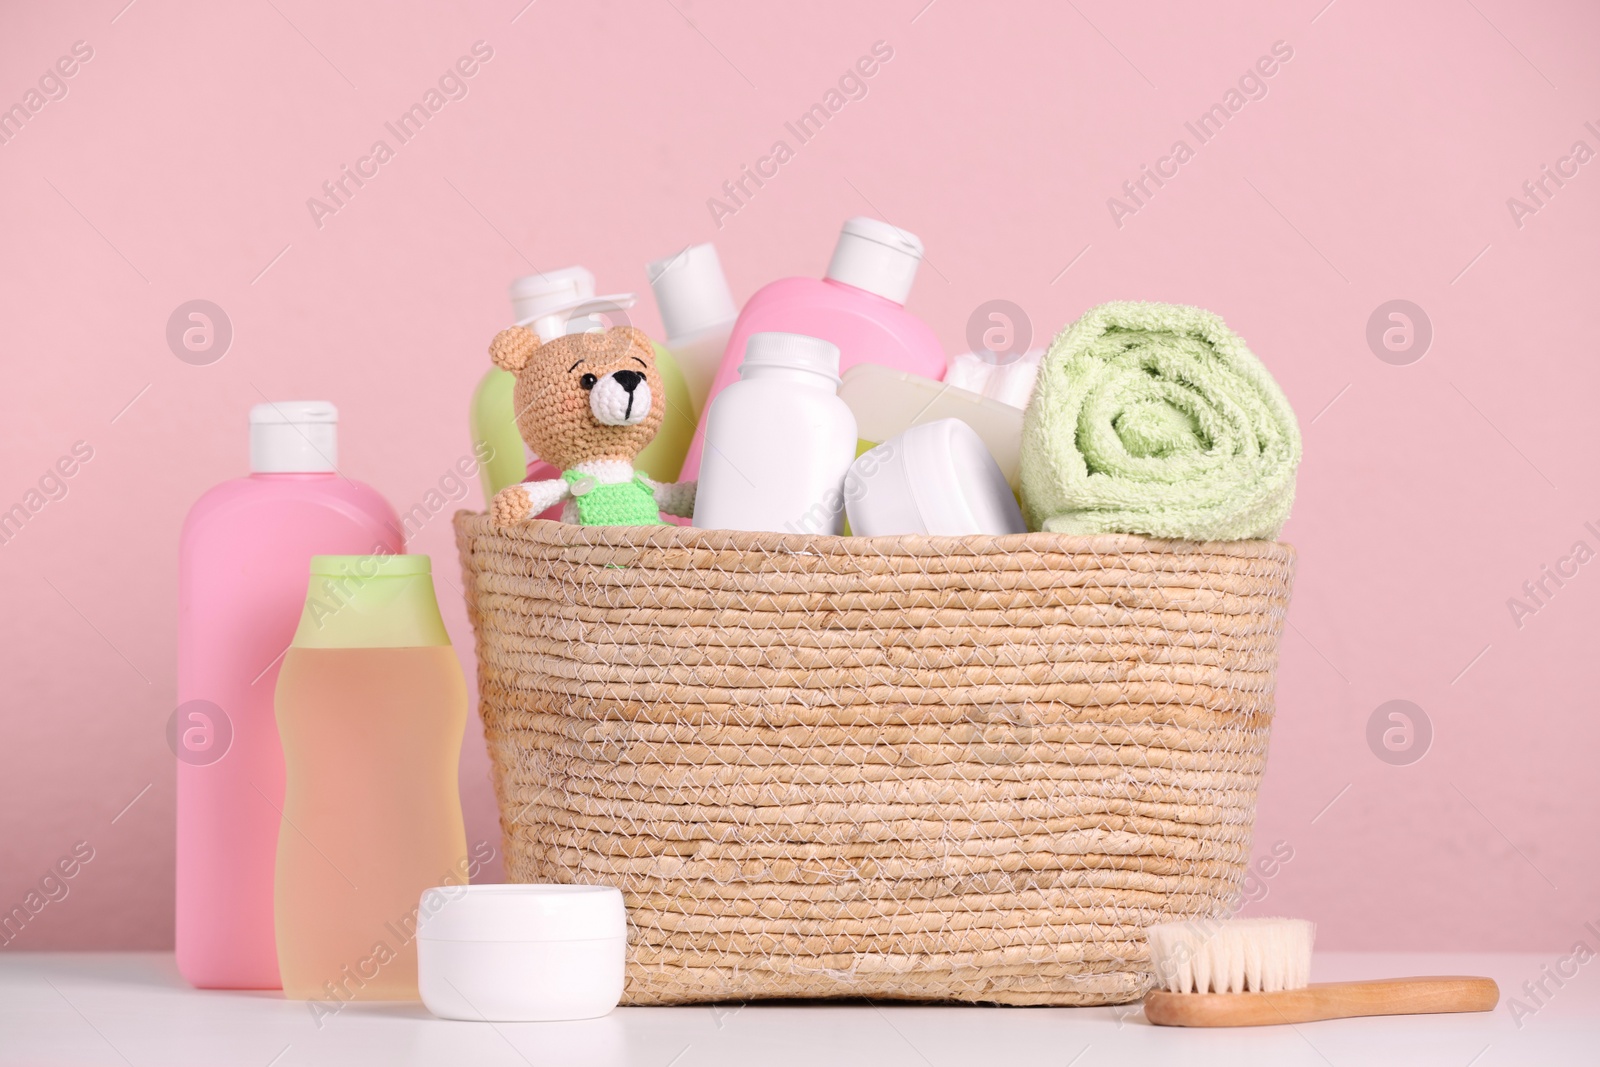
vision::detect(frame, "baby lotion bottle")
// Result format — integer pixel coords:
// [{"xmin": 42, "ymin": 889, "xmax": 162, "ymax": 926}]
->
[
  {"xmin": 680, "ymin": 217, "xmax": 942, "ymax": 480},
  {"xmin": 693, "ymin": 332, "xmax": 857, "ymax": 534},
  {"xmin": 273, "ymin": 554, "xmax": 469, "ymax": 1000},
  {"xmin": 176, "ymin": 402, "xmax": 402, "ymax": 990}
]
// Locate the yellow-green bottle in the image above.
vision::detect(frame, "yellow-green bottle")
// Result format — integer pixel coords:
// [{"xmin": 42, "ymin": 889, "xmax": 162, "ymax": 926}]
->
[{"xmin": 469, "ymin": 365, "xmax": 526, "ymax": 503}]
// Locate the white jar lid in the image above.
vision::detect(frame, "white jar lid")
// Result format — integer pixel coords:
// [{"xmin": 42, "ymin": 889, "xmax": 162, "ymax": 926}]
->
[
  {"xmin": 846, "ymin": 418, "xmax": 1026, "ymax": 537},
  {"xmin": 249, "ymin": 400, "xmax": 337, "ymax": 473},
  {"xmin": 741, "ymin": 331, "xmax": 841, "ymax": 383},
  {"xmin": 416, "ymin": 883, "xmax": 626, "ymax": 943},
  {"xmin": 825, "ymin": 216, "xmax": 923, "ymax": 305}
]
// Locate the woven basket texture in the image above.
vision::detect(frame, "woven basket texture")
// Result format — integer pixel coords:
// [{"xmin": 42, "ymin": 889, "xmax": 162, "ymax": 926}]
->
[{"xmin": 453, "ymin": 514, "xmax": 1296, "ymax": 1006}]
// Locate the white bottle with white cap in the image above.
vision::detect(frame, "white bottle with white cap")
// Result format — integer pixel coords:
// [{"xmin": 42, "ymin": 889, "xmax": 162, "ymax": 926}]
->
[
  {"xmin": 693, "ymin": 332, "xmax": 858, "ymax": 535},
  {"xmin": 680, "ymin": 217, "xmax": 944, "ymax": 482},
  {"xmin": 646, "ymin": 242, "xmax": 738, "ymax": 415}
]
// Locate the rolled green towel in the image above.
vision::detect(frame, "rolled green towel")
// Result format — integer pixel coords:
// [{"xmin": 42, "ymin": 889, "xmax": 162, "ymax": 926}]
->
[{"xmin": 1021, "ymin": 301, "xmax": 1301, "ymax": 541}]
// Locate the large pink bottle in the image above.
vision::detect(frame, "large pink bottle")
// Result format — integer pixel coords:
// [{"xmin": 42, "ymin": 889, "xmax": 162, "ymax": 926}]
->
[
  {"xmin": 176, "ymin": 402, "xmax": 402, "ymax": 989},
  {"xmin": 680, "ymin": 217, "xmax": 944, "ymax": 480}
]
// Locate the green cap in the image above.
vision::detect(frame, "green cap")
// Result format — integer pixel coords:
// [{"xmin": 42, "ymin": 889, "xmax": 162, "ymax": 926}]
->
[{"xmin": 292, "ymin": 554, "xmax": 451, "ymax": 648}]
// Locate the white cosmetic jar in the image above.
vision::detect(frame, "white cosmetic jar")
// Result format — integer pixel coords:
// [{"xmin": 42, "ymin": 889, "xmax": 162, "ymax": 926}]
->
[
  {"xmin": 416, "ymin": 883, "xmax": 627, "ymax": 1022},
  {"xmin": 845, "ymin": 418, "xmax": 1027, "ymax": 538}
]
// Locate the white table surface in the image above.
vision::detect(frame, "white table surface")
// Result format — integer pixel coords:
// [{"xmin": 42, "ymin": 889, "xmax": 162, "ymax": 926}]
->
[{"xmin": 0, "ymin": 952, "xmax": 1593, "ymax": 1065}]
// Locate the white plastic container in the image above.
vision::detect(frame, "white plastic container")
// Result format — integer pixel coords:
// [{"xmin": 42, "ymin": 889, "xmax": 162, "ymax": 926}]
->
[
  {"xmin": 416, "ymin": 884, "xmax": 626, "ymax": 1022},
  {"xmin": 845, "ymin": 418, "xmax": 1026, "ymax": 538},
  {"xmin": 838, "ymin": 364, "xmax": 1025, "ymax": 487},
  {"xmin": 647, "ymin": 242, "xmax": 737, "ymax": 415},
  {"xmin": 693, "ymin": 332, "xmax": 858, "ymax": 535}
]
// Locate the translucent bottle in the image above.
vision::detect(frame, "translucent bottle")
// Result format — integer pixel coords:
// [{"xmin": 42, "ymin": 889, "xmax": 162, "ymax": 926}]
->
[{"xmin": 273, "ymin": 554, "xmax": 468, "ymax": 1001}]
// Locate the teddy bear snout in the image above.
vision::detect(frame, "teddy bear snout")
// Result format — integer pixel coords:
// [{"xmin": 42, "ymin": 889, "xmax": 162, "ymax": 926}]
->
[{"xmin": 589, "ymin": 369, "xmax": 653, "ymax": 426}]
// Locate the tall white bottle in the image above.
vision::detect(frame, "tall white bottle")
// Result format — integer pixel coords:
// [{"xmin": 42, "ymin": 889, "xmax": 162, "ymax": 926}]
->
[
  {"xmin": 646, "ymin": 243, "xmax": 737, "ymax": 416},
  {"xmin": 693, "ymin": 332, "xmax": 857, "ymax": 535}
]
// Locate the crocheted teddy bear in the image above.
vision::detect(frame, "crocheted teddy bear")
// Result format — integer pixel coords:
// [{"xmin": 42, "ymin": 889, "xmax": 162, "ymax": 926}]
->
[{"xmin": 487, "ymin": 324, "xmax": 696, "ymax": 527}]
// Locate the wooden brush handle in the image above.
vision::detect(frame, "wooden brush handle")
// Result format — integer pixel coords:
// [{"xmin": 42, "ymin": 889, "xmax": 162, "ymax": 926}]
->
[{"xmin": 1144, "ymin": 976, "xmax": 1499, "ymax": 1028}]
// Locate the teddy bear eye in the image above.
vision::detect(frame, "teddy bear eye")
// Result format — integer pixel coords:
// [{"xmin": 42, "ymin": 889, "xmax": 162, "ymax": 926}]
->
[{"xmin": 579, "ymin": 373, "xmax": 597, "ymax": 390}]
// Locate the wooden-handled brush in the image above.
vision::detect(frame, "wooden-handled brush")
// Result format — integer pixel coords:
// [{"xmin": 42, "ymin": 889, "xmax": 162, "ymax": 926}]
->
[{"xmin": 1142, "ymin": 919, "xmax": 1499, "ymax": 1028}]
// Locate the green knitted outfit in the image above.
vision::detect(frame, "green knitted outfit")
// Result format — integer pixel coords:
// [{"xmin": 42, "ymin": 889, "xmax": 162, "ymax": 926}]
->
[{"xmin": 562, "ymin": 470, "xmax": 666, "ymax": 526}]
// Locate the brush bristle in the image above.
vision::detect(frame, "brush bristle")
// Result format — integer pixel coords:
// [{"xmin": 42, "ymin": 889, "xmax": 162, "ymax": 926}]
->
[{"xmin": 1145, "ymin": 918, "xmax": 1315, "ymax": 994}]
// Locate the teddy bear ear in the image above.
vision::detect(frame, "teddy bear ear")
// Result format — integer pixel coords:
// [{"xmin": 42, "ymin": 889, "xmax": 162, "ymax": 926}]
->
[{"xmin": 488, "ymin": 326, "xmax": 541, "ymax": 372}]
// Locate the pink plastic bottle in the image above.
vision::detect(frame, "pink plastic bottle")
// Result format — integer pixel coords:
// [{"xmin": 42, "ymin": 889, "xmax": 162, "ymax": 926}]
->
[
  {"xmin": 680, "ymin": 217, "xmax": 944, "ymax": 480},
  {"xmin": 176, "ymin": 402, "xmax": 402, "ymax": 989}
]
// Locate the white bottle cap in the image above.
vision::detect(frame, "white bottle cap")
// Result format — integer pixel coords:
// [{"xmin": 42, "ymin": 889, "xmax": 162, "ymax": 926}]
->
[
  {"xmin": 517, "ymin": 293, "xmax": 638, "ymax": 344},
  {"xmin": 646, "ymin": 243, "xmax": 737, "ymax": 342},
  {"xmin": 508, "ymin": 267, "xmax": 595, "ymax": 323},
  {"xmin": 741, "ymin": 332, "xmax": 841, "ymax": 384},
  {"xmin": 824, "ymin": 217, "xmax": 923, "ymax": 305},
  {"xmin": 249, "ymin": 401, "xmax": 337, "ymax": 473}
]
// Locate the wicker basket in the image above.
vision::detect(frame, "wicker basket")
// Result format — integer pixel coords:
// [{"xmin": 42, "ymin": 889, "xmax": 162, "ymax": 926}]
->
[{"xmin": 453, "ymin": 514, "xmax": 1295, "ymax": 1006}]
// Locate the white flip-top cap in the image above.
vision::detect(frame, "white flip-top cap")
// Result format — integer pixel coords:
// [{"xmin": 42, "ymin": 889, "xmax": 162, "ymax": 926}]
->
[
  {"xmin": 508, "ymin": 267, "xmax": 595, "ymax": 323},
  {"xmin": 646, "ymin": 243, "xmax": 737, "ymax": 342},
  {"xmin": 825, "ymin": 217, "xmax": 923, "ymax": 305},
  {"xmin": 249, "ymin": 401, "xmax": 337, "ymax": 473},
  {"xmin": 741, "ymin": 332, "xmax": 841, "ymax": 384}
]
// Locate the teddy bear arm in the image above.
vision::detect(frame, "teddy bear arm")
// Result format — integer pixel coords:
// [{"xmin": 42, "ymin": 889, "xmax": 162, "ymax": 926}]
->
[
  {"xmin": 491, "ymin": 479, "xmax": 569, "ymax": 526},
  {"xmin": 645, "ymin": 477, "xmax": 697, "ymax": 519},
  {"xmin": 519, "ymin": 478, "xmax": 572, "ymax": 514}
]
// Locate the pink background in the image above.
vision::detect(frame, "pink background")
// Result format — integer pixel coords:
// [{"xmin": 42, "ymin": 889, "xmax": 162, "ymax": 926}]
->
[{"xmin": 2, "ymin": 0, "xmax": 1596, "ymax": 953}]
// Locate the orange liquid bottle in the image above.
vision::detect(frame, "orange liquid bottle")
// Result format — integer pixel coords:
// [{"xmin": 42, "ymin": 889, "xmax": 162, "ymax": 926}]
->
[{"xmin": 273, "ymin": 554, "xmax": 469, "ymax": 1001}]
